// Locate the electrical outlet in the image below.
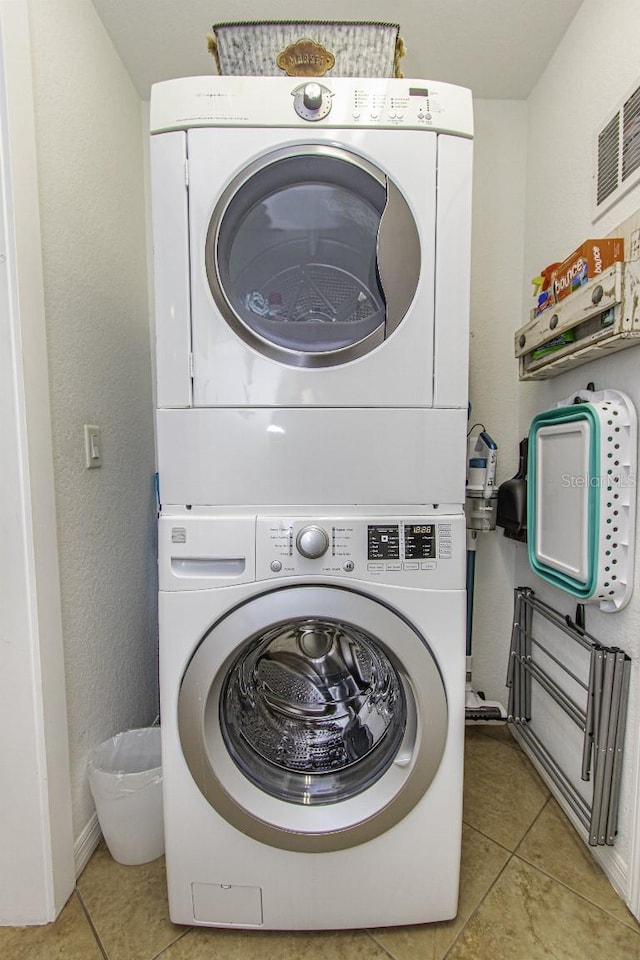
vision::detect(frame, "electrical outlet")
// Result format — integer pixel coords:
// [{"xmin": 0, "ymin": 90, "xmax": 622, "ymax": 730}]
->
[{"xmin": 84, "ymin": 424, "xmax": 102, "ymax": 468}]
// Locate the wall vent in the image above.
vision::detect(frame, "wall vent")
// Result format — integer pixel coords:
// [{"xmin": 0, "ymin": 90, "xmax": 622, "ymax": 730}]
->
[{"xmin": 594, "ymin": 79, "xmax": 640, "ymax": 221}]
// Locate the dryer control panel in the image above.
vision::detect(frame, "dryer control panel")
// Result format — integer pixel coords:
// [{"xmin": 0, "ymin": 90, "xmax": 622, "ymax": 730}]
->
[
  {"xmin": 150, "ymin": 76, "xmax": 473, "ymax": 137},
  {"xmin": 256, "ymin": 514, "xmax": 464, "ymax": 588}
]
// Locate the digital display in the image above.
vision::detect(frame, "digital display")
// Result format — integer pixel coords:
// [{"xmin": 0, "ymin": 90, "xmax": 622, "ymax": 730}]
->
[
  {"xmin": 368, "ymin": 525, "xmax": 400, "ymax": 560},
  {"xmin": 409, "ymin": 87, "xmax": 429, "ymax": 98},
  {"xmin": 404, "ymin": 524, "xmax": 436, "ymax": 560}
]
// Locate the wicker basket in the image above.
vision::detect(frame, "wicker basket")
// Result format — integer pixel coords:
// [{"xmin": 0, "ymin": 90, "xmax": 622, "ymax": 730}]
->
[{"xmin": 207, "ymin": 21, "xmax": 405, "ymax": 79}]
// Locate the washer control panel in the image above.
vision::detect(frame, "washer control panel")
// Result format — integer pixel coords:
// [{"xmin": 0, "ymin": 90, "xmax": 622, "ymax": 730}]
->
[{"xmin": 256, "ymin": 515, "xmax": 464, "ymax": 587}]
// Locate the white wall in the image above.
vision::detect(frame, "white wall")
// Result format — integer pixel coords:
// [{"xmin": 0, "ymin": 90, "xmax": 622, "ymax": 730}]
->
[
  {"xmin": 27, "ymin": 0, "xmax": 158, "ymax": 851},
  {"xmin": 519, "ymin": 0, "xmax": 640, "ymax": 903},
  {"xmin": 0, "ymin": 2, "xmax": 74, "ymax": 920},
  {"xmin": 467, "ymin": 99, "xmax": 528, "ymax": 703}
]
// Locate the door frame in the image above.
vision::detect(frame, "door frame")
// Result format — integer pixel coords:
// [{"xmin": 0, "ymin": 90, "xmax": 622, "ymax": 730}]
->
[{"xmin": 0, "ymin": 1, "xmax": 74, "ymax": 924}]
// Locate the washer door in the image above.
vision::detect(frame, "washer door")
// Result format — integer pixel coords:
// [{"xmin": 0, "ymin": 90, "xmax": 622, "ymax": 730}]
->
[
  {"xmin": 205, "ymin": 146, "xmax": 420, "ymax": 368},
  {"xmin": 178, "ymin": 585, "xmax": 448, "ymax": 852}
]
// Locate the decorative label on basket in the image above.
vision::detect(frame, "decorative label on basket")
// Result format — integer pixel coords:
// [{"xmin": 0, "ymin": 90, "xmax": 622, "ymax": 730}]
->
[{"xmin": 276, "ymin": 38, "xmax": 335, "ymax": 77}]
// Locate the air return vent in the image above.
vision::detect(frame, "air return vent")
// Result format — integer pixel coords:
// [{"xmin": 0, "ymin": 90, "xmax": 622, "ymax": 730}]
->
[
  {"xmin": 596, "ymin": 115, "xmax": 619, "ymax": 207},
  {"xmin": 622, "ymin": 85, "xmax": 640, "ymax": 181},
  {"xmin": 594, "ymin": 80, "xmax": 640, "ymax": 220}
]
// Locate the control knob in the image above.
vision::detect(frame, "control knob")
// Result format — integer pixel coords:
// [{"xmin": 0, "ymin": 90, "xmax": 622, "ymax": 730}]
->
[
  {"xmin": 303, "ymin": 82, "xmax": 323, "ymax": 110},
  {"xmin": 292, "ymin": 82, "xmax": 332, "ymax": 120},
  {"xmin": 296, "ymin": 525, "xmax": 330, "ymax": 559}
]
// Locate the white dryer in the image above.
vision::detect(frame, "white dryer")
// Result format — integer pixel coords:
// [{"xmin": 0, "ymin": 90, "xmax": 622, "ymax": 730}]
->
[
  {"xmin": 150, "ymin": 76, "xmax": 473, "ymax": 509},
  {"xmin": 150, "ymin": 76, "xmax": 472, "ymax": 410},
  {"xmin": 159, "ymin": 510, "xmax": 466, "ymax": 929}
]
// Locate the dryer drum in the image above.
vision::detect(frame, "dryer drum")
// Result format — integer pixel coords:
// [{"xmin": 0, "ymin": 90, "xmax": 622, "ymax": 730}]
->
[
  {"xmin": 220, "ymin": 616, "xmax": 407, "ymax": 805},
  {"xmin": 239, "ymin": 253, "xmax": 383, "ymax": 344}
]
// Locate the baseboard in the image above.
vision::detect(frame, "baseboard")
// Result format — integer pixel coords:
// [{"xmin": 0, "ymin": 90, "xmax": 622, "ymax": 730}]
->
[
  {"xmin": 592, "ymin": 844, "xmax": 629, "ymax": 904},
  {"xmin": 74, "ymin": 813, "xmax": 102, "ymax": 879}
]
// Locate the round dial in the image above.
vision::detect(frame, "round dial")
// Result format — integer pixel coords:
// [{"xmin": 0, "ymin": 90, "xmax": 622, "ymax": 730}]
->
[
  {"xmin": 296, "ymin": 525, "xmax": 330, "ymax": 559},
  {"xmin": 292, "ymin": 82, "xmax": 332, "ymax": 121},
  {"xmin": 303, "ymin": 82, "xmax": 323, "ymax": 110}
]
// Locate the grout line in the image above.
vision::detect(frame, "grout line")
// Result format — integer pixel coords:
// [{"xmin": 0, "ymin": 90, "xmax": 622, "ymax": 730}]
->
[
  {"xmin": 515, "ymin": 852, "xmax": 640, "ymax": 937},
  {"xmin": 461, "ymin": 816, "xmax": 528, "ymax": 856},
  {"xmin": 150, "ymin": 926, "xmax": 194, "ymax": 959},
  {"xmin": 445, "ymin": 805, "xmax": 556, "ymax": 958},
  {"xmin": 512, "ymin": 794, "xmax": 552, "ymax": 856},
  {"xmin": 366, "ymin": 819, "xmax": 523, "ymax": 960},
  {"xmin": 514, "ymin": 787, "xmax": 640, "ymax": 933},
  {"xmin": 508, "ymin": 739, "xmax": 640, "ymax": 931},
  {"xmin": 75, "ymin": 888, "xmax": 109, "ymax": 960},
  {"xmin": 512, "ymin": 851, "xmax": 640, "ymax": 935},
  {"xmin": 442, "ymin": 852, "xmax": 515, "ymax": 959},
  {"xmin": 365, "ymin": 928, "xmax": 401, "ymax": 960}
]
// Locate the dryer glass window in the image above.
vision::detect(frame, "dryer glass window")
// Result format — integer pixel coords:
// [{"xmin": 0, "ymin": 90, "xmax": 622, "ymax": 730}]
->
[
  {"xmin": 206, "ymin": 149, "xmax": 406, "ymax": 364},
  {"xmin": 220, "ymin": 616, "xmax": 407, "ymax": 805}
]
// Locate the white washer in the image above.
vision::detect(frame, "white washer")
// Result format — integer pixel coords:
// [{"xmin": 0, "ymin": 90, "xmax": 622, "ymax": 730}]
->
[
  {"xmin": 159, "ymin": 510, "xmax": 466, "ymax": 929},
  {"xmin": 150, "ymin": 76, "xmax": 473, "ymax": 509}
]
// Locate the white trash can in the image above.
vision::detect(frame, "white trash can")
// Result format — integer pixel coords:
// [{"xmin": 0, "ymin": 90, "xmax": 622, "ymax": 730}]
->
[{"xmin": 88, "ymin": 727, "xmax": 164, "ymax": 865}]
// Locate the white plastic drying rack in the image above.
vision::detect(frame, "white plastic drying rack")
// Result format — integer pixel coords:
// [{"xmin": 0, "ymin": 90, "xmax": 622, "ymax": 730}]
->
[
  {"xmin": 527, "ymin": 387, "xmax": 637, "ymax": 612},
  {"xmin": 507, "ymin": 587, "xmax": 630, "ymax": 847}
]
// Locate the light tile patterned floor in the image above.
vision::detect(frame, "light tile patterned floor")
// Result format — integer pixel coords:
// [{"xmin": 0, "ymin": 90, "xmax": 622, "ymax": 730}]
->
[{"xmin": 2, "ymin": 726, "xmax": 639, "ymax": 960}]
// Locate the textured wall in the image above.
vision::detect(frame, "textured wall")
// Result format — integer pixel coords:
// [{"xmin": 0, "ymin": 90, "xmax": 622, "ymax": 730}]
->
[
  {"xmin": 28, "ymin": 0, "xmax": 157, "ymax": 842},
  {"xmin": 467, "ymin": 100, "xmax": 528, "ymax": 705},
  {"xmin": 519, "ymin": 0, "xmax": 640, "ymax": 900}
]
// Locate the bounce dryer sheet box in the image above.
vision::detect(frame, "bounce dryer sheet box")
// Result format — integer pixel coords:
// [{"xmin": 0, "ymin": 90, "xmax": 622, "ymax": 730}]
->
[{"xmin": 551, "ymin": 238, "xmax": 624, "ymax": 303}]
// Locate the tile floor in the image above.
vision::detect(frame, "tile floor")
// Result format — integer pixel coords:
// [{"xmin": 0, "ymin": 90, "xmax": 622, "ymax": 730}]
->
[{"xmin": 2, "ymin": 725, "xmax": 639, "ymax": 960}]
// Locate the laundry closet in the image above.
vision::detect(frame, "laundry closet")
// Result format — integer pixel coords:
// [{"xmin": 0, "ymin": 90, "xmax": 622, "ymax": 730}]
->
[{"xmin": 2, "ymin": 0, "xmax": 640, "ymax": 934}]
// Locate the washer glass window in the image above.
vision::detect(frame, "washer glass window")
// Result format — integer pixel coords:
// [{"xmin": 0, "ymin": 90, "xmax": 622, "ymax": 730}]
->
[{"xmin": 220, "ymin": 615, "xmax": 406, "ymax": 805}]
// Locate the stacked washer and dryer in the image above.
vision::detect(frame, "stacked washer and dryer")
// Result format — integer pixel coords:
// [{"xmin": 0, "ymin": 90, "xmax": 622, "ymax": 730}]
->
[{"xmin": 149, "ymin": 75, "xmax": 473, "ymax": 930}]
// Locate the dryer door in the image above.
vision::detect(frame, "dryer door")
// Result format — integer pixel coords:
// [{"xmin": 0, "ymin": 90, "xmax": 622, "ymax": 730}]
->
[
  {"xmin": 204, "ymin": 146, "xmax": 420, "ymax": 367},
  {"xmin": 178, "ymin": 585, "xmax": 448, "ymax": 852}
]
